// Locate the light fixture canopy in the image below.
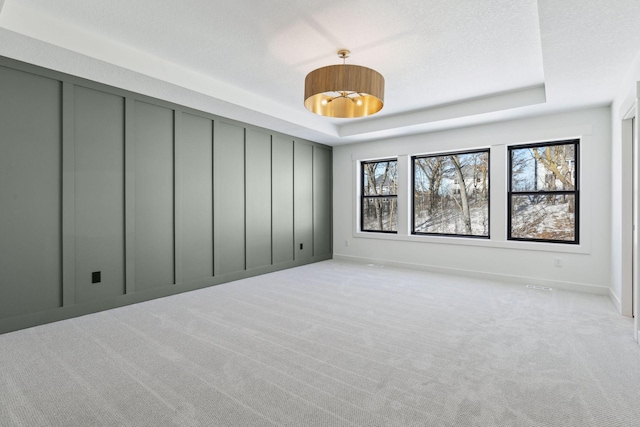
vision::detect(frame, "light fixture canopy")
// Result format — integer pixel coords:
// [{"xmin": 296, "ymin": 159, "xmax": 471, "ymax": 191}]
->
[{"xmin": 304, "ymin": 49, "xmax": 384, "ymax": 118}]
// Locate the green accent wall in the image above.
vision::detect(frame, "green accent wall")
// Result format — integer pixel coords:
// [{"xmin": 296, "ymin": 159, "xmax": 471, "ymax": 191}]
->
[{"xmin": 0, "ymin": 56, "xmax": 332, "ymax": 334}]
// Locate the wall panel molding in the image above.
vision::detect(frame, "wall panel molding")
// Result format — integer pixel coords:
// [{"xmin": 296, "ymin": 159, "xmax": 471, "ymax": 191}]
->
[
  {"xmin": 61, "ymin": 81, "xmax": 76, "ymax": 306},
  {"xmin": 124, "ymin": 97, "xmax": 136, "ymax": 295},
  {"xmin": 173, "ymin": 110, "xmax": 183, "ymax": 285},
  {"xmin": 0, "ymin": 55, "xmax": 332, "ymax": 334}
]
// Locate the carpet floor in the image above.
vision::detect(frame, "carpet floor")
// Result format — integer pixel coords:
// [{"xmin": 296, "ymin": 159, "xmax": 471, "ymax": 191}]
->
[{"xmin": 1, "ymin": 260, "xmax": 639, "ymax": 426}]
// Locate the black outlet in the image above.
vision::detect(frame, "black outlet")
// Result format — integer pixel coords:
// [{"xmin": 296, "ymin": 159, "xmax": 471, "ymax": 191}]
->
[
  {"xmin": 300, "ymin": 243, "xmax": 303, "ymax": 250},
  {"xmin": 91, "ymin": 271, "xmax": 101, "ymax": 284}
]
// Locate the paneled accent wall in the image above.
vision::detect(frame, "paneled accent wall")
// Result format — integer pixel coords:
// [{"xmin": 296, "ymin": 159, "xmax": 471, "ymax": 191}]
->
[{"xmin": 0, "ymin": 57, "xmax": 332, "ymax": 334}]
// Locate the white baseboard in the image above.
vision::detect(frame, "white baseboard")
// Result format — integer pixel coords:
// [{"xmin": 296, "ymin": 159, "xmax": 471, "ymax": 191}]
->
[
  {"xmin": 333, "ymin": 254, "xmax": 610, "ymax": 296},
  {"xmin": 608, "ymin": 288, "xmax": 622, "ymax": 314}
]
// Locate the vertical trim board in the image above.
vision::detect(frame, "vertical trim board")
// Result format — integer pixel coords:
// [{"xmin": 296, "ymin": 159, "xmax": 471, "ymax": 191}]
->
[
  {"xmin": 62, "ymin": 82, "xmax": 76, "ymax": 306},
  {"xmin": 124, "ymin": 97, "xmax": 136, "ymax": 294},
  {"xmin": 174, "ymin": 110, "xmax": 183, "ymax": 285}
]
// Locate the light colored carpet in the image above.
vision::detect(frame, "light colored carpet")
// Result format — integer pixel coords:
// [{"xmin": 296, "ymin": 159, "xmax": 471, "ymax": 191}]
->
[{"xmin": 1, "ymin": 259, "xmax": 639, "ymax": 426}]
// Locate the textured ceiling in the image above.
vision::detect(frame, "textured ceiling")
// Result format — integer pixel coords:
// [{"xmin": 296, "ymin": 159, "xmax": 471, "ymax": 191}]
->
[{"xmin": 1, "ymin": 0, "xmax": 639, "ymax": 145}]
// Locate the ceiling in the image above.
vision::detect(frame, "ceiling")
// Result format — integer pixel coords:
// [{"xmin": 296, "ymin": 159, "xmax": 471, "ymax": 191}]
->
[{"xmin": 0, "ymin": 0, "xmax": 639, "ymax": 146}]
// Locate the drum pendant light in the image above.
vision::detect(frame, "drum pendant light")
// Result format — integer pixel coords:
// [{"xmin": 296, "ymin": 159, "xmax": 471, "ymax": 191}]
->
[{"xmin": 304, "ymin": 49, "xmax": 385, "ymax": 118}]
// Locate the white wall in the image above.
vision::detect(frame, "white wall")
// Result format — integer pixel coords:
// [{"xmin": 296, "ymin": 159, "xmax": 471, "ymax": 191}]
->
[
  {"xmin": 333, "ymin": 107, "xmax": 612, "ymax": 295},
  {"xmin": 610, "ymin": 53, "xmax": 640, "ymax": 315}
]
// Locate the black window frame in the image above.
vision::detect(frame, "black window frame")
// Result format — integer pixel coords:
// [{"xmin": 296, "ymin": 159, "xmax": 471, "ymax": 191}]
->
[
  {"xmin": 411, "ymin": 148, "xmax": 490, "ymax": 238},
  {"xmin": 360, "ymin": 158, "xmax": 398, "ymax": 234},
  {"xmin": 507, "ymin": 139, "xmax": 580, "ymax": 244}
]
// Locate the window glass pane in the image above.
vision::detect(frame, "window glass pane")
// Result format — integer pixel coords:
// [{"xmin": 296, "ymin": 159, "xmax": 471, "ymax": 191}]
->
[
  {"xmin": 511, "ymin": 144, "xmax": 576, "ymax": 192},
  {"xmin": 510, "ymin": 194, "xmax": 576, "ymax": 241},
  {"xmin": 363, "ymin": 161, "xmax": 397, "ymax": 196},
  {"xmin": 362, "ymin": 197, "xmax": 397, "ymax": 232},
  {"xmin": 414, "ymin": 151, "xmax": 489, "ymax": 236}
]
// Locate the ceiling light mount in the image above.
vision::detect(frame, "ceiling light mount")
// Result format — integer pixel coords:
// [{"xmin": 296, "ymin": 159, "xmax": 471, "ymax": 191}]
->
[
  {"xmin": 337, "ymin": 49, "xmax": 350, "ymax": 61},
  {"xmin": 304, "ymin": 49, "xmax": 384, "ymax": 118}
]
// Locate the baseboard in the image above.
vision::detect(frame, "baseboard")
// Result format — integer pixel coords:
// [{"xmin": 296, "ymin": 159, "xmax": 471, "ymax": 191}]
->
[
  {"xmin": 609, "ymin": 288, "xmax": 623, "ymax": 314},
  {"xmin": 0, "ymin": 254, "xmax": 332, "ymax": 335},
  {"xmin": 333, "ymin": 254, "xmax": 610, "ymax": 295}
]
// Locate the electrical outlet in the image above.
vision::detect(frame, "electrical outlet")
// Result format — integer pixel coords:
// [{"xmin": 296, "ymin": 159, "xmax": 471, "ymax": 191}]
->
[
  {"xmin": 554, "ymin": 257, "xmax": 562, "ymax": 268},
  {"xmin": 300, "ymin": 243, "xmax": 303, "ymax": 250},
  {"xmin": 92, "ymin": 271, "xmax": 101, "ymax": 283},
  {"xmin": 345, "ymin": 240, "xmax": 350, "ymax": 247}
]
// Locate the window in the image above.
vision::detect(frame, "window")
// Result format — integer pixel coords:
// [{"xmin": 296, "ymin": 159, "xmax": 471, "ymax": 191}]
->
[
  {"xmin": 361, "ymin": 159, "xmax": 398, "ymax": 232},
  {"xmin": 413, "ymin": 150, "xmax": 489, "ymax": 237},
  {"xmin": 508, "ymin": 140, "xmax": 579, "ymax": 243}
]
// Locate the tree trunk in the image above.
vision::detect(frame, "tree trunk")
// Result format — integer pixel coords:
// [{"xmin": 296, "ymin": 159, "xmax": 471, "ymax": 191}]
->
[
  {"xmin": 417, "ymin": 158, "xmax": 443, "ymax": 216},
  {"xmin": 451, "ymin": 155, "xmax": 472, "ymax": 234}
]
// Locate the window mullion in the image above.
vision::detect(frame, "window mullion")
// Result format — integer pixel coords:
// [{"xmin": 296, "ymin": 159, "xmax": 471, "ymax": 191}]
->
[{"xmin": 397, "ymin": 155, "xmax": 410, "ymax": 236}]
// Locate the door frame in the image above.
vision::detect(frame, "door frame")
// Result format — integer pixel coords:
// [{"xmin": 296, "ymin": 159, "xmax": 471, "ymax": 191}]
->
[{"xmin": 622, "ymin": 106, "xmax": 635, "ymax": 320}]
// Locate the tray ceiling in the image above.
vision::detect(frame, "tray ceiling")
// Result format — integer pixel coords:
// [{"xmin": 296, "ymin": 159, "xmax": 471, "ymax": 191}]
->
[{"xmin": 0, "ymin": 0, "xmax": 639, "ymax": 145}]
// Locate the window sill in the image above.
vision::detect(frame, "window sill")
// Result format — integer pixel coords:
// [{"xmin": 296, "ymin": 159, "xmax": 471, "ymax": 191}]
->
[{"xmin": 352, "ymin": 231, "xmax": 590, "ymax": 254}]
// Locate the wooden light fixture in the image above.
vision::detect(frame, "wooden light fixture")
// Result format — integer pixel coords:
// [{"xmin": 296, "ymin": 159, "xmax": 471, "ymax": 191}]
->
[{"xmin": 304, "ymin": 49, "xmax": 385, "ymax": 118}]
